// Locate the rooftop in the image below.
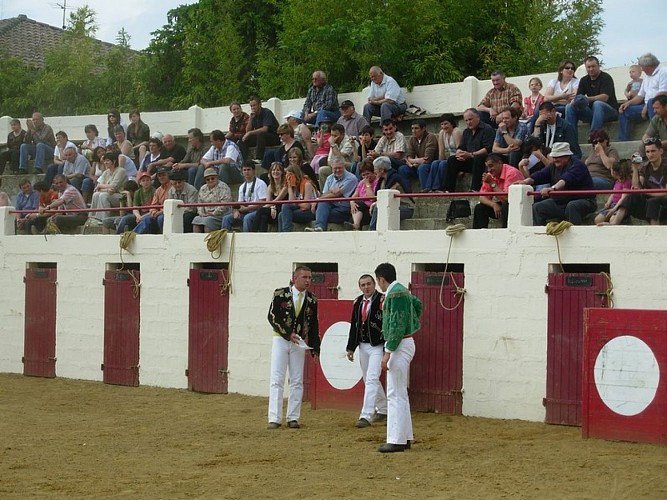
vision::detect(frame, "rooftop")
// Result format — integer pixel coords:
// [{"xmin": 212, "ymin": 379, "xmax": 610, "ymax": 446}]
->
[{"xmin": 0, "ymin": 14, "xmax": 118, "ymax": 68}]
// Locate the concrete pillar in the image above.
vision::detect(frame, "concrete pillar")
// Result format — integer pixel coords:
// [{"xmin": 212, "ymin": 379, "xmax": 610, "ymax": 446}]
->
[
  {"xmin": 376, "ymin": 189, "xmax": 400, "ymax": 233},
  {"xmin": 508, "ymin": 184, "xmax": 534, "ymax": 229},
  {"xmin": 0, "ymin": 206, "xmax": 15, "ymax": 236},
  {"xmin": 163, "ymin": 199, "xmax": 183, "ymax": 234},
  {"xmin": 188, "ymin": 105, "xmax": 203, "ymax": 131}
]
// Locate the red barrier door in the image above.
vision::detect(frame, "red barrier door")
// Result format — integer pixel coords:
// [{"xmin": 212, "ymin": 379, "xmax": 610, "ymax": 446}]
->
[
  {"xmin": 187, "ymin": 269, "xmax": 230, "ymax": 393},
  {"xmin": 23, "ymin": 267, "xmax": 57, "ymax": 378},
  {"xmin": 103, "ymin": 270, "xmax": 140, "ymax": 386},
  {"xmin": 409, "ymin": 271, "xmax": 464, "ymax": 414},
  {"xmin": 545, "ymin": 273, "xmax": 609, "ymax": 425},
  {"xmin": 303, "ymin": 271, "xmax": 338, "ymax": 402}
]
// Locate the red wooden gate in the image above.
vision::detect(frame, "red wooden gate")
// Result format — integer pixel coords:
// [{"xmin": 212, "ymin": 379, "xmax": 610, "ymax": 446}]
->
[
  {"xmin": 103, "ymin": 270, "xmax": 140, "ymax": 386},
  {"xmin": 303, "ymin": 271, "xmax": 338, "ymax": 402},
  {"xmin": 409, "ymin": 271, "xmax": 464, "ymax": 414},
  {"xmin": 23, "ymin": 267, "xmax": 57, "ymax": 378},
  {"xmin": 545, "ymin": 272, "xmax": 610, "ymax": 425},
  {"xmin": 187, "ymin": 268, "xmax": 230, "ymax": 393}
]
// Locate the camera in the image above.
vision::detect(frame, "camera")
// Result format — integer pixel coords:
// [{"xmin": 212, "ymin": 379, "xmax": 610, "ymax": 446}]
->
[{"xmin": 631, "ymin": 153, "xmax": 643, "ymax": 164}]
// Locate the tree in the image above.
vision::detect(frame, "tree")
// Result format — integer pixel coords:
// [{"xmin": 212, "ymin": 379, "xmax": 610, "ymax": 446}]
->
[
  {"xmin": 26, "ymin": 6, "xmax": 102, "ymax": 115},
  {"xmin": 0, "ymin": 54, "xmax": 38, "ymax": 117}
]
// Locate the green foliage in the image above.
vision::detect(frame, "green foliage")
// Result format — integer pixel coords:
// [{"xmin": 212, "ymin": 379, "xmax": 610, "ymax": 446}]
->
[
  {"xmin": 0, "ymin": 54, "xmax": 38, "ymax": 117},
  {"xmin": 0, "ymin": 0, "xmax": 604, "ymax": 117}
]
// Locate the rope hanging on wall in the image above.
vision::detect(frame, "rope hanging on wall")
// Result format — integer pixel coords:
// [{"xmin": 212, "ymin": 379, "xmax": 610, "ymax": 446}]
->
[
  {"xmin": 439, "ymin": 223, "xmax": 467, "ymax": 311},
  {"xmin": 204, "ymin": 229, "xmax": 235, "ymax": 293}
]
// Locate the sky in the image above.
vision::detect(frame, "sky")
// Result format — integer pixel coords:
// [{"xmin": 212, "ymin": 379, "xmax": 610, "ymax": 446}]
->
[{"xmin": 0, "ymin": 0, "xmax": 663, "ymax": 68}]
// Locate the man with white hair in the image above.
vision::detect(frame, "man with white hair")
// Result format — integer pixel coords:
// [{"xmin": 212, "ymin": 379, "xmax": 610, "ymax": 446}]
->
[
  {"xmin": 302, "ymin": 70, "xmax": 340, "ymax": 126},
  {"xmin": 618, "ymin": 53, "xmax": 667, "ymax": 141},
  {"xmin": 363, "ymin": 66, "xmax": 407, "ymax": 124}
]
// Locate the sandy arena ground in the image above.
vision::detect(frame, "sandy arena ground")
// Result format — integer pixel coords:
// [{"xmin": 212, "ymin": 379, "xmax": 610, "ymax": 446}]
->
[{"xmin": 0, "ymin": 374, "xmax": 665, "ymax": 499}]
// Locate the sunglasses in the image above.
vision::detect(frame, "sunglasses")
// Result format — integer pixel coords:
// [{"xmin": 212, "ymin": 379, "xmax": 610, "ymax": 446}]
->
[
  {"xmin": 563, "ymin": 66, "xmax": 575, "ymax": 70},
  {"xmin": 643, "ymin": 137, "xmax": 661, "ymax": 147}
]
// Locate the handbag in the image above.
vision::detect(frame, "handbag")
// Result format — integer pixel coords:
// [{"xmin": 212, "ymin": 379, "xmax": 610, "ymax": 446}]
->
[{"xmin": 445, "ymin": 200, "xmax": 471, "ymax": 222}]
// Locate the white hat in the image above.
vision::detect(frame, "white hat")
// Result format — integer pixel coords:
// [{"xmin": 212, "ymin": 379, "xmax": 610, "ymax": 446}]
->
[
  {"xmin": 283, "ymin": 110, "xmax": 303, "ymax": 121},
  {"xmin": 550, "ymin": 142, "xmax": 574, "ymax": 157}
]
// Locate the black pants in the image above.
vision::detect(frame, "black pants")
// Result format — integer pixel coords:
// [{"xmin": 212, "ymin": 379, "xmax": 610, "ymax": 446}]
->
[
  {"xmin": 473, "ymin": 201, "xmax": 509, "ymax": 229},
  {"xmin": 620, "ymin": 193, "xmax": 667, "ymax": 222},
  {"xmin": 239, "ymin": 132, "xmax": 280, "ymax": 161},
  {"xmin": 443, "ymin": 155, "xmax": 486, "ymax": 192},
  {"xmin": 0, "ymin": 148, "xmax": 20, "ymax": 174}
]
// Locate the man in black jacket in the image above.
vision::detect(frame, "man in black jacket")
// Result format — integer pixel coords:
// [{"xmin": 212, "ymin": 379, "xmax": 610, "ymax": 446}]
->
[
  {"xmin": 346, "ymin": 274, "xmax": 387, "ymax": 427},
  {"xmin": 267, "ymin": 266, "xmax": 320, "ymax": 430}
]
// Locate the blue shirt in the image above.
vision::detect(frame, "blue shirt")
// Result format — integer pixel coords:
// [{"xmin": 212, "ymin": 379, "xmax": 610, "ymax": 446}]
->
[
  {"xmin": 15, "ymin": 190, "xmax": 39, "ymax": 212},
  {"xmin": 322, "ymin": 170, "xmax": 357, "ymax": 209}
]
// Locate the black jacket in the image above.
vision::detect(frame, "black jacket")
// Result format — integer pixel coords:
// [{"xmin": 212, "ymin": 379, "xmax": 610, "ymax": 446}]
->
[
  {"xmin": 346, "ymin": 291, "xmax": 384, "ymax": 351},
  {"xmin": 268, "ymin": 286, "xmax": 320, "ymax": 356}
]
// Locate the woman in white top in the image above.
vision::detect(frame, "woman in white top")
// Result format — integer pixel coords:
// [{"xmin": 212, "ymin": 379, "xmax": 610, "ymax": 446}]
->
[
  {"xmin": 420, "ymin": 113, "xmax": 462, "ymax": 192},
  {"xmin": 528, "ymin": 59, "xmax": 579, "ymax": 133},
  {"xmin": 90, "ymin": 151, "xmax": 128, "ymax": 220},
  {"xmin": 543, "ymin": 59, "xmax": 579, "ymax": 115}
]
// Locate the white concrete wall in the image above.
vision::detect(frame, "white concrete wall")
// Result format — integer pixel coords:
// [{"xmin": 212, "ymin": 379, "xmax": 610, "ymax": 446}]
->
[
  {"xmin": 0, "ymin": 190, "xmax": 665, "ymax": 423},
  {"xmin": 0, "ymin": 64, "xmax": 635, "ymax": 141}
]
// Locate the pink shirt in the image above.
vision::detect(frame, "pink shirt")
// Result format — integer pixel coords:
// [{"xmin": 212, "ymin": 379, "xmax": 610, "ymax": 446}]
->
[
  {"xmin": 479, "ymin": 164, "xmax": 524, "ymax": 202},
  {"xmin": 611, "ymin": 178, "xmax": 632, "ymax": 204},
  {"xmin": 354, "ymin": 178, "xmax": 379, "ymax": 207}
]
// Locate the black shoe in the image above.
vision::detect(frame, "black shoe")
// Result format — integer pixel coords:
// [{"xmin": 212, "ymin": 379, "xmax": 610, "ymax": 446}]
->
[
  {"xmin": 267, "ymin": 422, "xmax": 281, "ymax": 429},
  {"xmin": 371, "ymin": 413, "xmax": 387, "ymax": 423},
  {"xmin": 287, "ymin": 420, "xmax": 300, "ymax": 429},
  {"xmin": 34, "ymin": 168, "xmax": 43, "ymax": 174},
  {"xmin": 18, "ymin": 169, "xmax": 27, "ymax": 175},
  {"xmin": 355, "ymin": 418, "xmax": 371, "ymax": 428},
  {"xmin": 378, "ymin": 443, "xmax": 406, "ymax": 453}
]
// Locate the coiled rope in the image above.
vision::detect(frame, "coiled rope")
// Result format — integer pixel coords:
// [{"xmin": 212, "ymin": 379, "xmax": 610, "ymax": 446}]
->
[
  {"xmin": 545, "ymin": 221, "xmax": 572, "ymax": 272},
  {"xmin": 204, "ymin": 229, "xmax": 235, "ymax": 293}
]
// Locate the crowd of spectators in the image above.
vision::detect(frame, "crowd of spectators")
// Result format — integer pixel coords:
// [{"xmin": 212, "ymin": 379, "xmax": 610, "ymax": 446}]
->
[{"xmin": 2, "ymin": 54, "xmax": 667, "ymax": 232}]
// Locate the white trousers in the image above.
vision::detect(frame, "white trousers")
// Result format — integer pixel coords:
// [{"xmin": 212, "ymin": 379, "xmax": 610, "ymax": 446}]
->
[
  {"xmin": 386, "ymin": 337, "xmax": 415, "ymax": 445},
  {"xmin": 91, "ymin": 191, "xmax": 121, "ymax": 220},
  {"xmin": 358, "ymin": 342, "xmax": 387, "ymax": 420},
  {"xmin": 268, "ymin": 336, "xmax": 305, "ymax": 424}
]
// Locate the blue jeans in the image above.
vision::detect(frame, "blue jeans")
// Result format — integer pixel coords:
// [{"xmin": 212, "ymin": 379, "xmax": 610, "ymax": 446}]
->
[
  {"xmin": 591, "ymin": 176, "xmax": 614, "ymax": 190},
  {"xmin": 278, "ymin": 203, "xmax": 315, "ymax": 232},
  {"xmin": 314, "ymin": 202, "xmax": 351, "ymax": 230},
  {"xmin": 398, "ymin": 164, "xmax": 420, "ymax": 190},
  {"xmin": 422, "ymin": 160, "xmax": 448, "ymax": 191},
  {"xmin": 219, "ymin": 164, "xmax": 244, "ymax": 185},
  {"xmin": 116, "ymin": 214, "xmax": 139, "ymax": 233},
  {"xmin": 19, "ymin": 143, "xmax": 53, "ymax": 172},
  {"xmin": 618, "ymin": 104, "xmax": 646, "ymax": 141},
  {"xmin": 44, "ymin": 163, "xmax": 64, "ymax": 186},
  {"xmin": 221, "ymin": 211, "xmax": 259, "ymax": 232},
  {"xmin": 363, "ymin": 101, "xmax": 408, "ymax": 123},
  {"xmin": 565, "ymin": 95, "xmax": 618, "ymax": 133},
  {"xmin": 134, "ymin": 215, "xmax": 163, "ymax": 234}
]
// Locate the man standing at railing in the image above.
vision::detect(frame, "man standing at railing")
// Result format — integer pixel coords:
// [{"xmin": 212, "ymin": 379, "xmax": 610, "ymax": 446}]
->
[{"xmin": 517, "ymin": 142, "xmax": 595, "ymax": 226}]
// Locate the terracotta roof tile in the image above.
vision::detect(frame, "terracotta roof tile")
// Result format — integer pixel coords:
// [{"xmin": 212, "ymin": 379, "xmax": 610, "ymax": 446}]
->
[{"xmin": 0, "ymin": 14, "xmax": 119, "ymax": 69}]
